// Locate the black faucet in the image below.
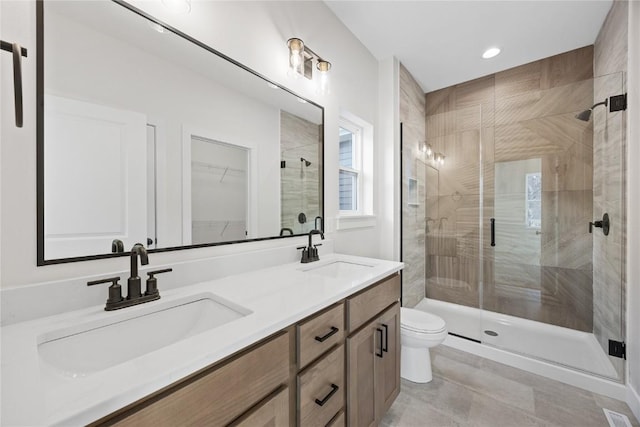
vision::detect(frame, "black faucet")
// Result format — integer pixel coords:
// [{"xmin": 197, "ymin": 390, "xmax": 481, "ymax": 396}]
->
[
  {"xmin": 128, "ymin": 243, "xmax": 149, "ymax": 300},
  {"xmin": 87, "ymin": 243, "xmax": 172, "ymax": 311},
  {"xmin": 298, "ymin": 229, "xmax": 324, "ymax": 263},
  {"xmin": 314, "ymin": 216, "xmax": 323, "ymax": 231}
]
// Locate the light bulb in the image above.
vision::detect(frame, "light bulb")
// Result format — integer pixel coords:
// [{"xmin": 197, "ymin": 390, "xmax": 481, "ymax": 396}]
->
[
  {"xmin": 316, "ymin": 60, "xmax": 331, "ymax": 95},
  {"xmin": 482, "ymin": 47, "xmax": 501, "ymax": 59},
  {"xmin": 287, "ymin": 38, "xmax": 305, "ymax": 78}
]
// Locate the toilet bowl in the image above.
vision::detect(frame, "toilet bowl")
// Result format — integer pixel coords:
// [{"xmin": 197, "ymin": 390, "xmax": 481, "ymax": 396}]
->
[{"xmin": 400, "ymin": 307, "xmax": 447, "ymax": 383}]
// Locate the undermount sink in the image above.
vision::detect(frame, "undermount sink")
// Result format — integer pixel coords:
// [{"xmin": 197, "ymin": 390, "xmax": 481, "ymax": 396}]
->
[
  {"xmin": 302, "ymin": 260, "xmax": 375, "ymax": 278},
  {"xmin": 38, "ymin": 293, "xmax": 251, "ymax": 378}
]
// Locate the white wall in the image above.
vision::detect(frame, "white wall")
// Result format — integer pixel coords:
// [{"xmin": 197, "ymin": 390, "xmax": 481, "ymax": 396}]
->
[
  {"xmin": 377, "ymin": 57, "xmax": 401, "ymax": 262},
  {"xmin": 627, "ymin": 0, "xmax": 640, "ymax": 419},
  {"xmin": 0, "ymin": 1, "xmax": 382, "ymax": 288}
]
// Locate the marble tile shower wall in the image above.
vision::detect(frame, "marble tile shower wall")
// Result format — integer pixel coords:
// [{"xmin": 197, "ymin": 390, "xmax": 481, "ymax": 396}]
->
[
  {"xmin": 400, "ymin": 64, "xmax": 427, "ymax": 308},
  {"xmin": 280, "ymin": 111, "xmax": 322, "ymax": 234},
  {"xmin": 423, "ymin": 46, "xmax": 600, "ymax": 332},
  {"xmin": 593, "ymin": 0, "xmax": 628, "ymax": 379}
]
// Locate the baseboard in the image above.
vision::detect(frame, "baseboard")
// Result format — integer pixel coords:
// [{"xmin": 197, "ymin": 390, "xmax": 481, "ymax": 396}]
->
[
  {"xmin": 443, "ymin": 335, "xmax": 627, "ymax": 401},
  {"xmin": 628, "ymin": 383, "xmax": 640, "ymax": 422}
]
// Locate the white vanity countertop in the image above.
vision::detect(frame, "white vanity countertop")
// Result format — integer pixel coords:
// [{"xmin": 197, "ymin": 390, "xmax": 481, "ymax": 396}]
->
[{"xmin": 1, "ymin": 253, "xmax": 403, "ymax": 426}]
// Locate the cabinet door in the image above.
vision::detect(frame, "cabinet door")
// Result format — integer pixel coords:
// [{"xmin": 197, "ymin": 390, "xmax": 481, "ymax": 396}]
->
[
  {"xmin": 346, "ymin": 323, "xmax": 377, "ymax": 427},
  {"xmin": 230, "ymin": 386, "xmax": 289, "ymax": 427},
  {"xmin": 375, "ymin": 302, "xmax": 401, "ymax": 419}
]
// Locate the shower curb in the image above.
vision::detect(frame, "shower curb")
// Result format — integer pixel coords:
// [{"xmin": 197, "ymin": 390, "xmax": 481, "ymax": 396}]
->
[{"xmin": 443, "ymin": 334, "xmax": 627, "ymax": 401}]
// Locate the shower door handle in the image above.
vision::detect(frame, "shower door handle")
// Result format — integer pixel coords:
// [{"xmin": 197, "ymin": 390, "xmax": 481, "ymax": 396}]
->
[
  {"xmin": 589, "ymin": 213, "xmax": 610, "ymax": 236},
  {"xmin": 490, "ymin": 218, "xmax": 496, "ymax": 247}
]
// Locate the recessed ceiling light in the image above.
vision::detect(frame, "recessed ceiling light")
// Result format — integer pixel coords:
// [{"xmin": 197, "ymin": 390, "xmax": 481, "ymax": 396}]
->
[
  {"xmin": 267, "ymin": 82, "xmax": 280, "ymax": 90},
  {"xmin": 482, "ymin": 47, "xmax": 501, "ymax": 59}
]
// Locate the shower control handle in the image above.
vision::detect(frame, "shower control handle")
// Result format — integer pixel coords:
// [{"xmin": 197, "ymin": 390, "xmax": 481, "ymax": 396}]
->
[{"xmin": 589, "ymin": 213, "xmax": 610, "ymax": 236}]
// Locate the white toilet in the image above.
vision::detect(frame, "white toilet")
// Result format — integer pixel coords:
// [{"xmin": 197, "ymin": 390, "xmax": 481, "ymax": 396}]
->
[{"xmin": 400, "ymin": 307, "xmax": 447, "ymax": 383}]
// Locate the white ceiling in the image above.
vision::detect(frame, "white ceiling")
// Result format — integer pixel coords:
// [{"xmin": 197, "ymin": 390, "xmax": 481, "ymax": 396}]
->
[{"xmin": 325, "ymin": 0, "xmax": 613, "ymax": 92}]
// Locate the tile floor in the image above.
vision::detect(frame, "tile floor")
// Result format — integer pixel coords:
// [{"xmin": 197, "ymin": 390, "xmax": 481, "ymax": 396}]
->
[{"xmin": 381, "ymin": 345, "xmax": 639, "ymax": 427}]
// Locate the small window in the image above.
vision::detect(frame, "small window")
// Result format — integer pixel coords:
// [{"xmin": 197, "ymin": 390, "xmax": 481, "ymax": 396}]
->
[
  {"xmin": 525, "ymin": 172, "xmax": 541, "ymax": 228},
  {"xmin": 339, "ymin": 122, "xmax": 361, "ymax": 212}
]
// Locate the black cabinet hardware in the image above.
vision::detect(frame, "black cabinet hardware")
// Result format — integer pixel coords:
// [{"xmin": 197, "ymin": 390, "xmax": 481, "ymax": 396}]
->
[
  {"xmin": 382, "ymin": 323, "xmax": 389, "ymax": 353},
  {"xmin": 315, "ymin": 326, "xmax": 339, "ymax": 342},
  {"xmin": 314, "ymin": 384, "xmax": 339, "ymax": 407},
  {"xmin": 376, "ymin": 328, "xmax": 384, "ymax": 358}
]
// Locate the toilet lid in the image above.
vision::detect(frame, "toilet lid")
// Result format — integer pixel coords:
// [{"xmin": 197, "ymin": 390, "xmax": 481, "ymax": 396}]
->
[{"xmin": 401, "ymin": 308, "xmax": 446, "ymax": 333}]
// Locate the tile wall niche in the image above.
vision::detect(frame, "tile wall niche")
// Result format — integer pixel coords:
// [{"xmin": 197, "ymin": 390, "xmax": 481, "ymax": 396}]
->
[
  {"xmin": 423, "ymin": 45, "xmax": 599, "ymax": 333},
  {"xmin": 593, "ymin": 0, "xmax": 628, "ymax": 379},
  {"xmin": 280, "ymin": 111, "xmax": 322, "ymax": 234},
  {"xmin": 400, "ymin": 64, "xmax": 427, "ymax": 308}
]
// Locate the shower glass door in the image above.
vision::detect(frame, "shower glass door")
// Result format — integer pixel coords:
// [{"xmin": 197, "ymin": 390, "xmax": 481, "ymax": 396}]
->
[
  {"xmin": 419, "ymin": 104, "xmax": 484, "ymax": 341},
  {"xmin": 481, "ymin": 72, "xmax": 625, "ymax": 381}
]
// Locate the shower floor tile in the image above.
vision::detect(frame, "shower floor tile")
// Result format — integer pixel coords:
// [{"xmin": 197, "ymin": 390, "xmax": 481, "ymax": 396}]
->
[{"xmin": 381, "ymin": 346, "xmax": 639, "ymax": 427}]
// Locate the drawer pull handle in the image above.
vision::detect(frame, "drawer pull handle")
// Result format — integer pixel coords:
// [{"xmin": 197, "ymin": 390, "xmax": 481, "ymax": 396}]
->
[
  {"xmin": 315, "ymin": 383, "xmax": 339, "ymax": 407},
  {"xmin": 382, "ymin": 323, "xmax": 389, "ymax": 353},
  {"xmin": 315, "ymin": 326, "xmax": 339, "ymax": 343},
  {"xmin": 376, "ymin": 328, "xmax": 384, "ymax": 358}
]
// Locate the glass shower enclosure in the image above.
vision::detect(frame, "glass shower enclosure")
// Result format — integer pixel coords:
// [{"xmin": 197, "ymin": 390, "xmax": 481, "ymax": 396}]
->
[{"xmin": 404, "ymin": 71, "xmax": 625, "ymax": 381}]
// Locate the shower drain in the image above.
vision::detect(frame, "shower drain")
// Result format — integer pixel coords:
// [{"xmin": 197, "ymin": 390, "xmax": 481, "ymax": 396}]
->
[{"xmin": 483, "ymin": 330, "xmax": 498, "ymax": 337}]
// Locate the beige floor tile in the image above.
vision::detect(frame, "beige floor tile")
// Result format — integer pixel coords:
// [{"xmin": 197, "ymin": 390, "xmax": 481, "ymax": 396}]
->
[{"xmin": 381, "ymin": 346, "xmax": 639, "ymax": 427}]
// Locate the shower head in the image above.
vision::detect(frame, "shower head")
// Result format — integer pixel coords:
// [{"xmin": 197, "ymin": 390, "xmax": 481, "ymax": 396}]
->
[
  {"xmin": 575, "ymin": 109, "xmax": 592, "ymax": 121},
  {"xmin": 575, "ymin": 99, "xmax": 608, "ymax": 122},
  {"xmin": 300, "ymin": 157, "xmax": 311, "ymax": 167}
]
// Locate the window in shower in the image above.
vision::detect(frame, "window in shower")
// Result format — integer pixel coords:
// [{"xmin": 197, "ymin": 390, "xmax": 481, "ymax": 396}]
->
[{"xmin": 525, "ymin": 172, "xmax": 541, "ymax": 229}]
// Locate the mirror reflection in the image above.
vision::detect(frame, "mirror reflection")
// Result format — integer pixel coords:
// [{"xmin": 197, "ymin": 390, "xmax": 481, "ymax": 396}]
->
[{"xmin": 39, "ymin": 0, "xmax": 323, "ymax": 263}]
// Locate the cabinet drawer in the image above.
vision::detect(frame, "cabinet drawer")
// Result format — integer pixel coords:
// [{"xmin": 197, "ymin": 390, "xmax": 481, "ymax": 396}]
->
[
  {"xmin": 298, "ymin": 344, "xmax": 345, "ymax": 427},
  {"xmin": 298, "ymin": 303, "xmax": 344, "ymax": 369},
  {"xmin": 346, "ymin": 274, "xmax": 400, "ymax": 333},
  {"xmin": 230, "ymin": 386, "xmax": 289, "ymax": 427},
  {"xmin": 327, "ymin": 410, "xmax": 345, "ymax": 427},
  {"xmin": 104, "ymin": 331, "xmax": 290, "ymax": 426}
]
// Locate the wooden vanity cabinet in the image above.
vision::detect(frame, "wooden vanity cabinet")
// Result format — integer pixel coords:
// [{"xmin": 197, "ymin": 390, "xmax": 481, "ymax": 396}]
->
[
  {"xmin": 345, "ymin": 274, "xmax": 401, "ymax": 427},
  {"xmin": 92, "ymin": 331, "xmax": 291, "ymax": 427},
  {"xmin": 90, "ymin": 273, "xmax": 400, "ymax": 427}
]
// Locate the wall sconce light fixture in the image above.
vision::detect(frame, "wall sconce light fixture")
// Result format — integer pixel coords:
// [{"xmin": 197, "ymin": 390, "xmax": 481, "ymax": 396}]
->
[
  {"xmin": 287, "ymin": 38, "xmax": 331, "ymax": 94},
  {"xmin": 435, "ymin": 153, "xmax": 445, "ymax": 165},
  {"xmin": 419, "ymin": 142, "xmax": 433, "ymax": 157}
]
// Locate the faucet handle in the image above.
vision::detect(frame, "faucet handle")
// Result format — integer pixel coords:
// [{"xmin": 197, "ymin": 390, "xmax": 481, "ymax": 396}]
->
[
  {"xmin": 87, "ymin": 276, "xmax": 124, "ymax": 306},
  {"xmin": 145, "ymin": 268, "xmax": 172, "ymax": 297}
]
